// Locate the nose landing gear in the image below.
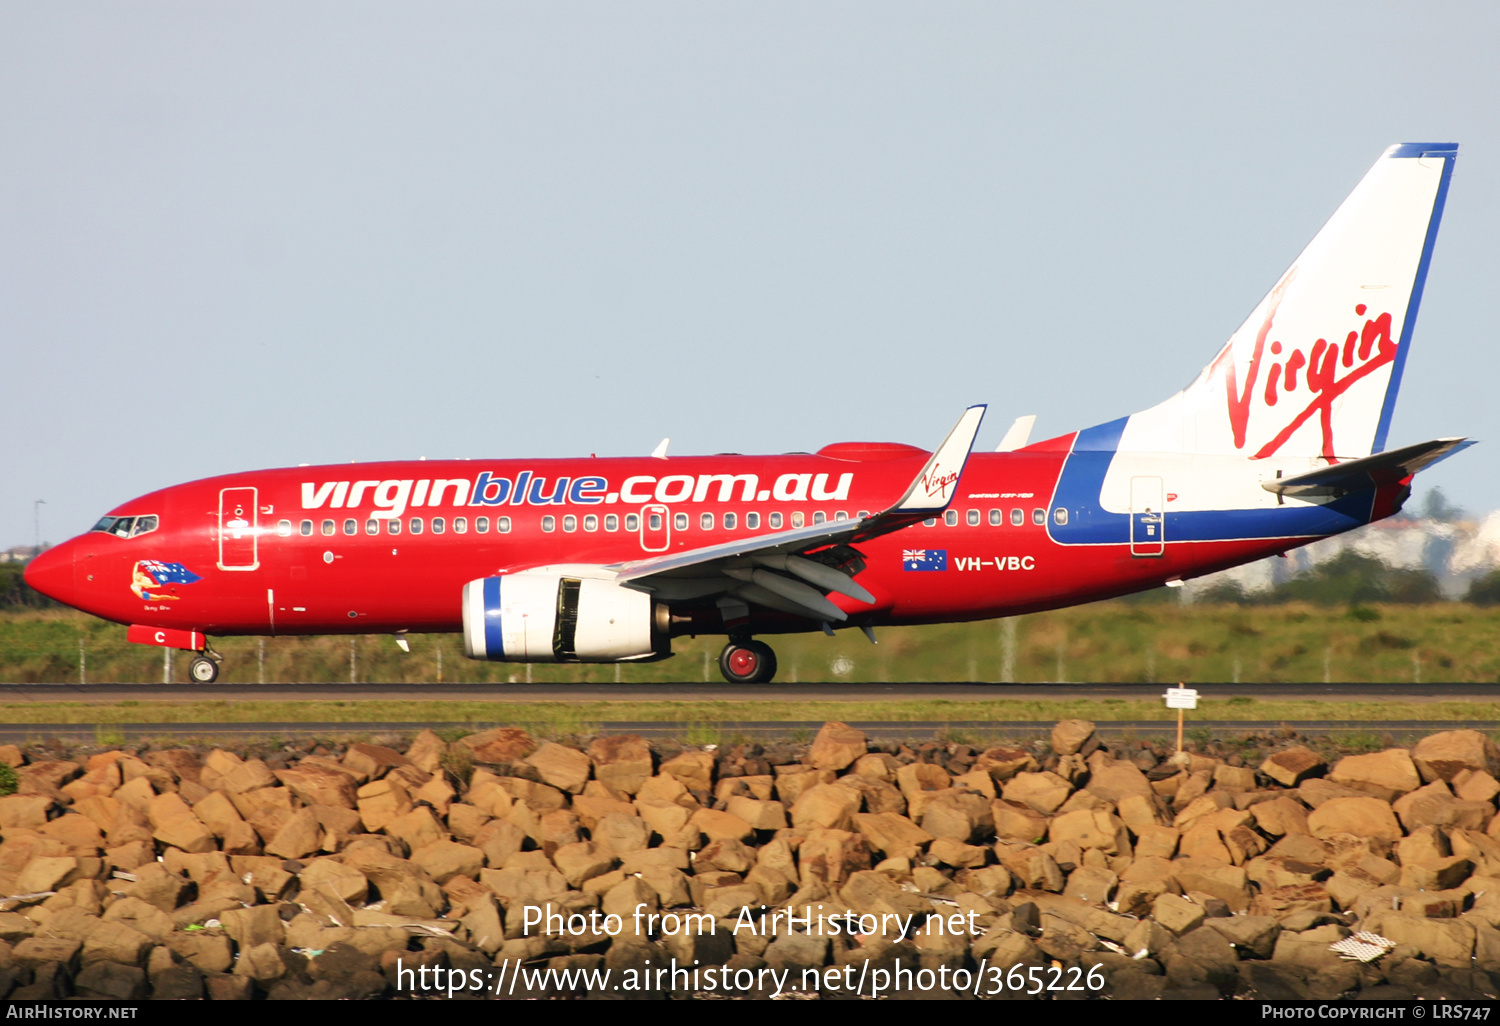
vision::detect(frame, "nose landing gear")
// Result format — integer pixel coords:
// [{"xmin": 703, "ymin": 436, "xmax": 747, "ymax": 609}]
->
[
  {"xmin": 718, "ymin": 639, "xmax": 778, "ymax": 684},
  {"xmin": 188, "ymin": 654, "xmax": 220, "ymax": 683}
]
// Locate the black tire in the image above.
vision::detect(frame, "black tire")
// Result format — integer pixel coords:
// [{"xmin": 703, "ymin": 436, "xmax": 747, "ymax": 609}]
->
[
  {"xmin": 718, "ymin": 640, "xmax": 778, "ymax": 684},
  {"xmin": 189, "ymin": 655, "xmax": 219, "ymax": 684}
]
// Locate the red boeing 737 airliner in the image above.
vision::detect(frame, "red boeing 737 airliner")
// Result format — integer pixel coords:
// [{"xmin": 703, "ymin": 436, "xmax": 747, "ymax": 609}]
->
[{"xmin": 25, "ymin": 144, "xmax": 1472, "ymax": 684}]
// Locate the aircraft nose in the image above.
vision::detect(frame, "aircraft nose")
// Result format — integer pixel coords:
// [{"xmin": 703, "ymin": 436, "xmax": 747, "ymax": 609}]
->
[{"xmin": 23, "ymin": 543, "xmax": 76, "ymax": 606}]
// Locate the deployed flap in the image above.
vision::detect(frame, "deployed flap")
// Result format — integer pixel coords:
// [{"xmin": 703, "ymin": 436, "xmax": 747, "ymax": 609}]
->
[{"xmin": 1263, "ymin": 437, "xmax": 1472, "ymax": 497}]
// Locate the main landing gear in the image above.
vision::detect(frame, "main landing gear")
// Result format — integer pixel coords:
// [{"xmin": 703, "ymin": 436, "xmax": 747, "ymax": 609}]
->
[
  {"xmin": 188, "ymin": 654, "xmax": 220, "ymax": 683},
  {"xmin": 718, "ymin": 639, "xmax": 778, "ymax": 684}
]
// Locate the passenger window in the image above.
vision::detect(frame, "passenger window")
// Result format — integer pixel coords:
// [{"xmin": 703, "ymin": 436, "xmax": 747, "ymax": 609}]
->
[
  {"xmin": 674, "ymin": 513, "xmax": 688, "ymax": 531},
  {"xmin": 605, "ymin": 514, "xmax": 618, "ymax": 531},
  {"xmin": 562, "ymin": 515, "xmax": 576, "ymax": 532},
  {"xmin": 989, "ymin": 509, "xmax": 1002, "ymax": 526},
  {"xmin": 276, "ymin": 520, "xmax": 292, "ymax": 537},
  {"xmin": 813, "ymin": 511, "xmax": 826, "ymax": 525},
  {"xmin": 584, "ymin": 515, "xmax": 598, "ymax": 532},
  {"xmin": 1010, "ymin": 509, "xmax": 1024, "ymax": 526},
  {"xmin": 542, "ymin": 516, "xmax": 556, "ymax": 533},
  {"xmin": 476, "ymin": 517, "xmax": 490, "ymax": 533},
  {"xmin": 770, "ymin": 512, "xmax": 782, "ymax": 529},
  {"xmin": 387, "ymin": 518, "xmax": 401, "ymax": 535},
  {"xmin": 365, "ymin": 519, "xmax": 378, "ymax": 536},
  {"xmin": 835, "ymin": 511, "xmax": 848, "ymax": 521},
  {"xmin": 300, "ymin": 520, "xmax": 313, "ymax": 536},
  {"xmin": 857, "ymin": 510, "xmax": 869, "ymax": 519},
  {"xmin": 966, "ymin": 510, "xmax": 980, "ymax": 527},
  {"xmin": 409, "ymin": 518, "xmax": 423, "ymax": 535},
  {"xmin": 944, "ymin": 510, "xmax": 958, "ymax": 526},
  {"xmin": 724, "ymin": 512, "xmax": 737, "ymax": 530},
  {"xmin": 133, "ymin": 516, "xmax": 159, "ymax": 536},
  {"xmin": 343, "ymin": 519, "xmax": 356, "ymax": 536},
  {"xmin": 433, "ymin": 518, "xmax": 446, "ymax": 534},
  {"xmin": 1032, "ymin": 508, "xmax": 1045, "ymax": 525},
  {"xmin": 1054, "ymin": 508, "xmax": 1069, "ymax": 526},
  {"xmin": 322, "ymin": 520, "xmax": 335, "ymax": 536},
  {"xmin": 700, "ymin": 513, "xmax": 713, "ymax": 530},
  {"xmin": 453, "ymin": 517, "xmax": 467, "ymax": 534},
  {"xmin": 499, "ymin": 517, "xmax": 511, "ymax": 533},
  {"xmin": 625, "ymin": 513, "xmax": 639, "ymax": 531},
  {"xmin": 747, "ymin": 512, "xmax": 760, "ymax": 529},
  {"xmin": 923, "ymin": 518, "xmax": 936, "ymax": 527},
  {"xmin": 649, "ymin": 513, "xmax": 662, "ymax": 530}
]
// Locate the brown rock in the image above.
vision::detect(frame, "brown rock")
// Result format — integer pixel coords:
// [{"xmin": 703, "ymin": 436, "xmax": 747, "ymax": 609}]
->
[
  {"xmin": 799, "ymin": 828, "xmax": 872, "ymax": 890},
  {"xmin": 1260, "ymin": 746, "xmax": 1325, "ymax": 787},
  {"xmin": 1174, "ymin": 856, "xmax": 1251, "ymax": 911},
  {"xmin": 301, "ymin": 858, "xmax": 369, "ymax": 904},
  {"xmin": 387, "ymin": 805, "xmax": 447, "ymax": 852},
  {"xmin": 1327, "ymin": 749, "xmax": 1422, "ymax": 801},
  {"xmin": 919, "ymin": 790, "xmax": 993, "ymax": 844},
  {"xmin": 81, "ymin": 920, "xmax": 154, "ymax": 967},
  {"xmin": 1454, "ymin": 768, "xmax": 1500, "ymax": 803},
  {"xmin": 1392, "ymin": 780, "xmax": 1492, "ymax": 833},
  {"xmin": 1051, "ymin": 719, "xmax": 1098, "ymax": 757},
  {"xmin": 1364, "ymin": 911, "xmax": 1475, "ymax": 968},
  {"xmin": 833, "ymin": 775, "xmax": 906, "ymax": 816},
  {"xmin": 1153, "ymin": 892, "xmax": 1205, "ymax": 935},
  {"xmin": 0, "ymin": 794, "xmax": 53, "ymax": 830},
  {"xmin": 265, "ymin": 807, "xmax": 321, "ymax": 859},
  {"xmin": 459, "ymin": 727, "xmax": 536, "ymax": 764},
  {"xmin": 146, "ymin": 793, "xmax": 215, "ymax": 854},
  {"xmin": 342, "ymin": 743, "xmax": 412, "ymax": 779},
  {"xmin": 586, "ymin": 735, "xmax": 653, "ymax": 795},
  {"xmin": 790, "ymin": 783, "xmax": 861, "ymax": 831},
  {"xmin": 1306, "ymin": 796, "xmax": 1403, "ymax": 842},
  {"xmin": 1251, "ymin": 797, "xmax": 1310, "ymax": 837},
  {"xmin": 991, "ymin": 799, "xmax": 1049, "ymax": 843},
  {"xmin": 1048, "ymin": 808, "xmax": 1127, "ymax": 854},
  {"xmin": 1412, "ymin": 729, "xmax": 1500, "ymax": 783},
  {"xmin": 660, "ymin": 751, "xmax": 715, "ymax": 793},
  {"xmin": 687, "ymin": 808, "xmax": 753, "ymax": 844},
  {"xmin": 851, "ymin": 812, "xmax": 933, "ymax": 860},
  {"xmin": 1085, "ymin": 758, "xmax": 1153, "ymax": 802},
  {"xmin": 725, "ymin": 796, "xmax": 788, "ymax": 832},
  {"xmin": 410, "ymin": 840, "xmax": 484, "ymax": 884},
  {"xmin": 1063, "ymin": 865, "xmax": 1117, "ymax": 905},
  {"xmin": 973, "ymin": 746, "xmax": 1039, "ymax": 782},
  {"xmin": 277, "ymin": 764, "xmax": 358, "ymax": 808},
  {"xmin": 1001, "ymin": 771, "xmax": 1073, "ymax": 816},
  {"xmin": 808, "ymin": 722, "xmax": 868, "ymax": 771},
  {"xmin": 524, "ymin": 742, "xmax": 593, "ymax": 794}
]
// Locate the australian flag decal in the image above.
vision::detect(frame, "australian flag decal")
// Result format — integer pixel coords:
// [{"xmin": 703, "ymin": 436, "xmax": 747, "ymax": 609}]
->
[
  {"xmin": 902, "ymin": 549, "xmax": 947, "ymax": 571},
  {"xmin": 140, "ymin": 561, "xmax": 202, "ymax": 585}
]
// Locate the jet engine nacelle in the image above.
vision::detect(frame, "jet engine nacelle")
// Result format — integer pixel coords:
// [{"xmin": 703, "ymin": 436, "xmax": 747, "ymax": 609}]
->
[{"xmin": 461, "ymin": 571, "xmax": 670, "ymax": 662}]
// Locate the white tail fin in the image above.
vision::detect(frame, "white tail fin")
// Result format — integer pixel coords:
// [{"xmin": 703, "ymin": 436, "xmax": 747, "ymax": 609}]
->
[{"xmin": 1120, "ymin": 143, "xmax": 1455, "ymax": 460}]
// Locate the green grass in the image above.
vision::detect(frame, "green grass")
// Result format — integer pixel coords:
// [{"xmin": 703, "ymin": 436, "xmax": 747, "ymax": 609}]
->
[
  {"xmin": 0, "ymin": 696, "xmax": 1496, "ymax": 728},
  {"xmin": 5, "ymin": 601, "xmax": 1500, "ymax": 685}
]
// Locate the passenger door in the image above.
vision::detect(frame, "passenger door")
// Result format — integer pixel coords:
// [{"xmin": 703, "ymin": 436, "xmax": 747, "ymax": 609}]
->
[{"xmin": 218, "ymin": 487, "xmax": 260, "ymax": 570}]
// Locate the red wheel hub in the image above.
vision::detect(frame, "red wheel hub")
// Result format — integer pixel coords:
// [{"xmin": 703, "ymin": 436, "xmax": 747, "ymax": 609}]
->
[{"xmin": 727, "ymin": 647, "xmax": 759, "ymax": 676}]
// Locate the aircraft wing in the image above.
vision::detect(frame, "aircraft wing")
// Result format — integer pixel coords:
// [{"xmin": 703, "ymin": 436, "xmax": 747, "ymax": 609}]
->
[
  {"xmin": 607, "ymin": 405, "xmax": 986, "ymax": 622},
  {"xmin": 1262, "ymin": 437, "xmax": 1473, "ymax": 499}
]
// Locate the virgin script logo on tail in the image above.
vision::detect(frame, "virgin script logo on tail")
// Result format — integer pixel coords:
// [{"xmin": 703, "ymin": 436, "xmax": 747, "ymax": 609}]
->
[{"xmin": 1216, "ymin": 271, "xmax": 1398, "ymax": 460}]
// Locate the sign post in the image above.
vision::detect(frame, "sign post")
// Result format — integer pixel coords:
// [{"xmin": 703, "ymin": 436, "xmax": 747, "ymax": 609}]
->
[{"xmin": 1164, "ymin": 684, "xmax": 1199, "ymax": 765}]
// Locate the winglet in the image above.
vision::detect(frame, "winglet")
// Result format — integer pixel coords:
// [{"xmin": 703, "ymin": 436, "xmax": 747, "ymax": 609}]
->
[
  {"xmin": 890, "ymin": 405, "xmax": 986, "ymax": 514},
  {"xmin": 650, "ymin": 438, "xmax": 670, "ymax": 459}
]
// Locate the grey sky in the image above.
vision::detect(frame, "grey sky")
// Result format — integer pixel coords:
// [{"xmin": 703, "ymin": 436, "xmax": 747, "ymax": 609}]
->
[{"xmin": 4, "ymin": 2, "xmax": 1498, "ymax": 548}]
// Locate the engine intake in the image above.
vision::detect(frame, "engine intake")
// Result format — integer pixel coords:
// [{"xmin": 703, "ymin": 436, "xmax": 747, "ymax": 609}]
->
[{"xmin": 462, "ymin": 573, "xmax": 670, "ymax": 662}]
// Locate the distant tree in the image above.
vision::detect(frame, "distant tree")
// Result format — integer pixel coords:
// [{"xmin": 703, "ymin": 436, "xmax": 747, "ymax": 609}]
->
[
  {"xmin": 0, "ymin": 563, "xmax": 58, "ymax": 610},
  {"xmin": 1420, "ymin": 486, "xmax": 1464, "ymax": 523},
  {"xmin": 1465, "ymin": 570, "xmax": 1500, "ymax": 606},
  {"xmin": 1272, "ymin": 550, "xmax": 1442, "ymax": 605}
]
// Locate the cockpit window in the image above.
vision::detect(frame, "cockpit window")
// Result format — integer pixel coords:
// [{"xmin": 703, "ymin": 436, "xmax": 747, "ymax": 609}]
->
[{"xmin": 92, "ymin": 515, "xmax": 158, "ymax": 538}]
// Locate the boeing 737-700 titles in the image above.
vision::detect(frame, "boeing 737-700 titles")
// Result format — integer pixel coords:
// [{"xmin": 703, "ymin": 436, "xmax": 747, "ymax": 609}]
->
[{"xmin": 25, "ymin": 143, "xmax": 1471, "ymax": 684}]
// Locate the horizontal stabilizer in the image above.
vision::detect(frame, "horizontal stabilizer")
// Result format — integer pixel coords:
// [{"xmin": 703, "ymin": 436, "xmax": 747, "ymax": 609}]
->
[{"xmin": 1262, "ymin": 437, "xmax": 1473, "ymax": 498}]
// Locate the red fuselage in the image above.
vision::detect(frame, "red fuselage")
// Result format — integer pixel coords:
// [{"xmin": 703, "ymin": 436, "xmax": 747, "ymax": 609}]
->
[{"xmin": 25, "ymin": 439, "xmax": 1314, "ymax": 643}]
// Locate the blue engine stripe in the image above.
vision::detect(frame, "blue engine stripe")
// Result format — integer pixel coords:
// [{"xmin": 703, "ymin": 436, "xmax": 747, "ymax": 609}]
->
[{"xmin": 482, "ymin": 576, "xmax": 505, "ymax": 659}]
